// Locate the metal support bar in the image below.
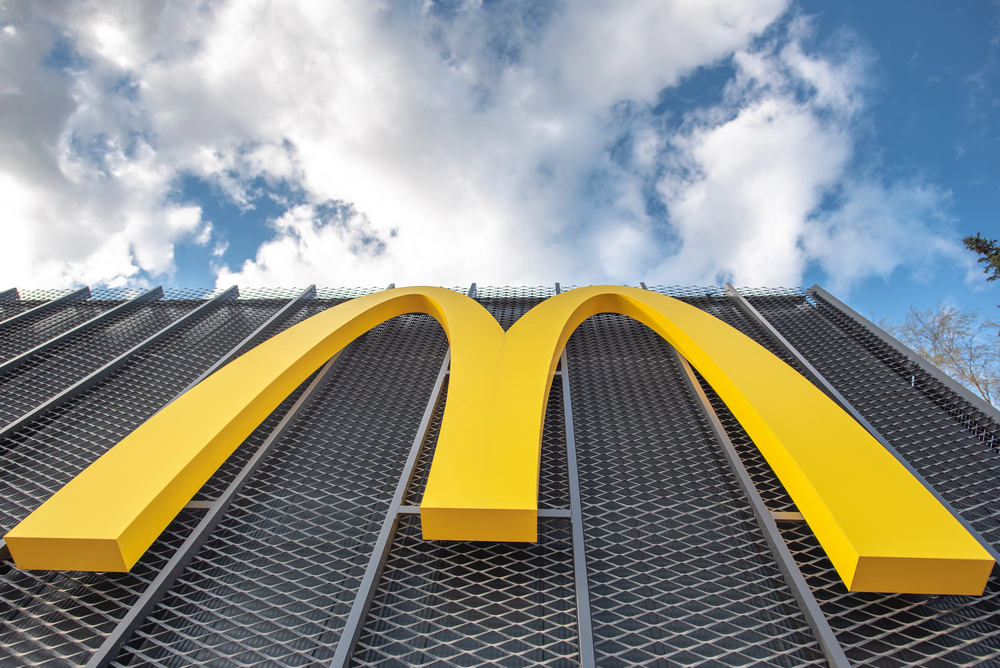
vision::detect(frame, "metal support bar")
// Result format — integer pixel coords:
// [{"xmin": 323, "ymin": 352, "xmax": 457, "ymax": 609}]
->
[
  {"xmin": 85, "ymin": 351, "xmax": 347, "ymax": 668},
  {"xmin": 329, "ymin": 348, "xmax": 452, "ymax": 668},
  {"xmin": 160, "ymin": 285, "xmax": 316, "ymax": 411},
  {"xmin": 0, "ymin": 287, "xmax": 164, "ymax": 377},
  {"xmin": 0, "ymin": 286, "xmax": 238, "ymax": 443},
  {"xmin": 0, "ymin": 286, "xmax": 90, "ymax": 331},
  {"xmin": 182, "ymin": 500, "xmax": 216, "ymax": 510},
  {"xmin": 673, "ymin": 351, "xmax": 852, "ymax": 668},
  {"xmin": 725, "ymin": 283, "xmax": 1000, "ymax": 567},
  {"xmin": 0, "ymin": 288, "xmax": 18, "ymax": 303},
  {"xmin": 555, "ymin": 281, "xmax": 596, "ymax": 668},
  {"xmin": 560, "ymin": 348, "xmax": 597, "ymax": 668},
  {"xmin": 329, "ymin": 282, "xmax": 473, "ymax": 667},
  {"xmin": 809, "ymin": 284, "xmax": 1000, "ymax": 425}
]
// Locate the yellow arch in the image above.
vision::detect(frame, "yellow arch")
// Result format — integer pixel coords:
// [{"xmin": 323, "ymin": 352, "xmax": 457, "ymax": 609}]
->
[
  {"xmin": 5, "ymin": 287, "xmax": 505, "ymax": 572},
  {"xmin": 423, "ymin": 286, "xmax": 993, "ymax": 594},
  {"xmin": 5, "ymin": 286, "xmax": 993, "ymax": 595}
]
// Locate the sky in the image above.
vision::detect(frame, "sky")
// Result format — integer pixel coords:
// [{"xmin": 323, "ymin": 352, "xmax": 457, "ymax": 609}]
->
[{"xmin": 1, "ymin": 0, "xmax": 1000, "ymax": 321}]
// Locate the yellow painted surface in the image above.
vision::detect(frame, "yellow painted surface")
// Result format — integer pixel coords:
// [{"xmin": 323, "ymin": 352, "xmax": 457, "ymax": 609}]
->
[
  {"xmin": 5, "ymin": 287, "xmax": 505, "ymax": 571},
  {"xmin": 4, "ymin": 285, "xmax": 993, "ymax": 596}
]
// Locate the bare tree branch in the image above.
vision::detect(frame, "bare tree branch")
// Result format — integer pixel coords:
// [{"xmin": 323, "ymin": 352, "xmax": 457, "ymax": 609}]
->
[{"xmin": 880, "ymin": 303, "xmax": 1000, "ymax": 406}]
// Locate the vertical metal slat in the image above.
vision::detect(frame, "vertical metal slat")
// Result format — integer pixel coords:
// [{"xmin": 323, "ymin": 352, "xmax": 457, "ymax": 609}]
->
[
  {"xmin": 0, "ymin": 286, "xmax": 90, "ymax": 331},
  {"xmin": 672, "ymin": 350, "xmax": 852, "ymax": 668},
  {"xmin": 0, "ymin": 287, "xmax": 164, "ymax": 377}
]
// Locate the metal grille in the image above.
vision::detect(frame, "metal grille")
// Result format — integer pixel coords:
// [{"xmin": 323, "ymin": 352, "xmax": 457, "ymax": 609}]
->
[
  {"xmin": 5, "ymin": 284, "xmax": 1000, "ymax": 668},
  {"xmin": 566, "ymin": 312, "xmax": 826, "ymax": 667},
  {"xmin": 779, "ymin": 523, "xmax": 1000, "ymax": 667},
  {"xmin": 0, "ymin": 299, "xmax": 197, "ymax": 430},
  {"xmin": 0, "ymin": 512, "xmax": 203, "ymax": 666},
  {"xmin": 0, "ymin": 289, "xmax": 77, "ymax": 322},
  {"xmin": 0, "ymin": 294, "xmax": 121, "ymax": 364},
  {"xmin": 351, "ymin": 515, "xmax": 579, "ymax": 668},
  {"xmin": 744, "ymin": 290, "xmax": 1000, "ymax": 666},
  {"xmin": 475, "ymin": 286, "xmax": 556, "ymax": 331},
  {"xmin": 111, "ymin": 314, "xmax": 449, "ymax": 666},
  {"xmin": 192, "ymin": 296, "xmax": 365, "ymax": 502},
  {"xmin": 647, "ymin": 286, "xmax": 808, "ymax": 514},
  {"xmin": 0, "ymin": 298, "xmax": 293, "ymax": 666}
]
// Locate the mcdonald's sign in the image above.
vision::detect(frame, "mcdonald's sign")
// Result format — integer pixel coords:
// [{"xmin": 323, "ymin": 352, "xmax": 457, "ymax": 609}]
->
[{"xmin": 0, "ymin": 283, "xmax": 998, "ymax": 667}]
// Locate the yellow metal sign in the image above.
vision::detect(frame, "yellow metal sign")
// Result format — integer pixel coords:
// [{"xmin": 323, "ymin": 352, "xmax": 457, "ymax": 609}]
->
[{"xmin": 4, "ymin": 286, "xmax": 994, "ymax": 595}]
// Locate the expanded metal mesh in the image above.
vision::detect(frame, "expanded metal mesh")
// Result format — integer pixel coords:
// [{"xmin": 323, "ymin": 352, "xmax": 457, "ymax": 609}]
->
[
  {"xmin": 355, "ymin": 293, "xmax": 576, "ymax": 667},
  {"xmin": 475, "ymin": 286, "xmax": 556, "ymax": 330},
  {"xmin": 781, "ymin": 523, "xmax": 1000, "ymax": 667},
  {"xmin": 0, "ymin": 294, "xmax": 120, "ymax": 364},
  {"xmin": 0, "ymin": 299, "xmax": 197, "ymax": 430},
  {"xmin": 5, "ymin": 284, "xmax": 1000, "ymax": 667},
  {"xmin": 744, "ymin": 290, "xmax": 1000, "ymax": 666},
  {"xmin": 566, "ymin": 312, "xmax": 826, "ymax": 667},
  {"xmin": 647, "ymin": 287, "xmax": 809, "ymax": 514},
  {"xmin": 0, "ymin": 511, "xmax": 204, "ymax": 666},
  {"xmin": 352, "ymin": 515, "xmax": 579, "ymax": 668},
  {"xmin": 0, "ymin": 297, "xmax": 294, "ymax": 666},
  {"xmin": 111, "ymin": 314, "xmax": 449, "ymax": 667}
]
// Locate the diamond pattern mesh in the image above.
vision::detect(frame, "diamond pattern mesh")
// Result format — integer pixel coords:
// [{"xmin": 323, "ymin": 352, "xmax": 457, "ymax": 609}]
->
[
  {"xmin": 0, "ymin": 289, "xmax": 78, "ymax": 324},
  {"xmin": 566, "ymin": 312, "xmax": 826, "ymax": 667},
  {"xmin": 351, "ymin": 515, "xmax": 579, "ymax": 668},
  {"xmin": 743, "ymin": 290, "xmax": 1000, "ymax": 666},
  {"xmin": 0, "ymin": 298, "xmax": 198, "ymax": 430},
  {"xmin": 0, "ymin": 293, "xmax": 120, "ymax": 364},
  {"xmin": 0, "ymin": 297, "xmax": 296, "ymax": 667},
  {"xmin": 4, "ymin": 285, "xmax": 1000, "ymax": 667},
  {"xmin": 111, "ymin": 313, "xmax": 449, "ymax": 667}
]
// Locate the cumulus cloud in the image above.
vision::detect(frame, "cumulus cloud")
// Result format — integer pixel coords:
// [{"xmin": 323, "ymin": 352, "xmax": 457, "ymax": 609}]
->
[
  {"xmin": 650, "ymin": 18, "xmax": 960, "ymax": 289},
  {"xmin": 0, "ymin": 1, "xmax": 965, "ymax": 293}
]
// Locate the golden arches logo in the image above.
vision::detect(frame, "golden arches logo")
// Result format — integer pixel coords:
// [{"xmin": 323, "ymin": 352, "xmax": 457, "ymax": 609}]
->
[{"xmin": 4, "ymin": 286, "xmax": 994, "ymax": 595}]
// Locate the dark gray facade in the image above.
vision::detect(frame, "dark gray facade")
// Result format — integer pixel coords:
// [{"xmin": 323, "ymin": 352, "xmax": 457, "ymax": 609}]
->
[{"xmin": 0, "ymin": 284, "xmax": 997, "ymax": 667}]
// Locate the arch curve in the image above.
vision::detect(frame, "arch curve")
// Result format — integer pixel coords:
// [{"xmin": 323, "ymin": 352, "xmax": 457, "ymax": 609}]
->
[{"xmin": 6, "ymin": 285, "xmax": 992, "ymax": 595}]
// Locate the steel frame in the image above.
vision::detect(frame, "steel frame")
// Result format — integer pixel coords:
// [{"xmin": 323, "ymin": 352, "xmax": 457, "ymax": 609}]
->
[
  {"xmin": 85, "ymin": 351, "xmax": 348, "ymax": 668},
  {"xmin": 0, "ymin": 286, "xmax": 238, "ymax": 444},
  {"xmin": 810, "ymin": 284, "xmax": 1000, "ymax": 425},
  {"xmin": 0, "ymin": 286, "xmax": 90, "ymax": 331},
  {"xmin": 329, "ymin": 287, "xmax": 467, "ymax": 668},
  {"xmin": 726, "ymin": 283, "xmax": 1000, "ymax": 567},
  {"xmin": 672, "ymin": 350, "xmax": 851, "ymax": 668},
  {"xmin": 159, "ymin": 285, "xmax": 317, "ymax": 412},
  {"xmin": 0, "ymin": 287, "xmax": 164, "ymax": 377},
  {"xmin": 555, "ymin": 283, "xmax": 597, "ymax": 668}
]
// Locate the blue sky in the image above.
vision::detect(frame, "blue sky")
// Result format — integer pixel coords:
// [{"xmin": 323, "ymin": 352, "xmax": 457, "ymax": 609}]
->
[{"xmin": 1, "ymin": 0, "xmax": 999, "ymax": 321}]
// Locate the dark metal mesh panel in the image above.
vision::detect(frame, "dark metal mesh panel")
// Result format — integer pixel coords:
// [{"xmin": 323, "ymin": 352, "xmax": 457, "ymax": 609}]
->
[
  {"xmin": 647, "ymin": 286, "xmax": 806, "ymax": 514},
  {"xmin": 566, "ymin": 313, "xmax": 826, "ymax": 667},
  {"xmin": 0, "ymin": 300, "xmax": 197, "ymax": 430},
  {"xmin": 8, "ymin": 288, "xmax": 78, "ymax": 304},
  {"xmin": 0, "ymin": 299, "xmax": 299, "ymax": 667},
  {"xmin": 351, "ymin": 515, "xmax": 579, "ymax": 668},
  {"xmin": 0, "ymin": 296, "xmax": 123, "ymax": 365},
  {"xmin": 475, "ymin": 286, "xmax": 555, "ymax": 331},
  {"xmin": 743, "ymin": 290, "xmax": 1000, "ymax": 665},
  {"xmin": 402, "ymin": 375, "xmax": 447, "ymax": 506},
  {"xmin": 779, "ymin": 523, "xmax": 1000, "ymax": 667},
  {"xmin": 111, "ymin": 314, "xmax": 448, "ymax": 667},
  {"xmin": 0, "ymin": 512, "xmax": 203, "ymax": 666},
  {"xmin": 0, "ymin": 298, "xmax": 289, "ymax": 533},
  {"xmin": 191, "ymin": 297, "xmax": 358, "ymax": 502}
]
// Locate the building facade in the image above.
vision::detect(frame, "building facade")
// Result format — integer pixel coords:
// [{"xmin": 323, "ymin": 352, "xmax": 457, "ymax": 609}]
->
[{"xmin": 0, "ymin": 284, "xmax": 998, "ymax": 667}]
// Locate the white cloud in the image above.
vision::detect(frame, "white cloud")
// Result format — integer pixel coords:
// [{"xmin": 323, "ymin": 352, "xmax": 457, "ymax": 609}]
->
[
  {"xmin": 650, "ymin": 18, "xmax": 959, "ymax": 290},
  {"xmin": 0, "ymin": 1, "xmax": 964, "ymax": 294}
]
